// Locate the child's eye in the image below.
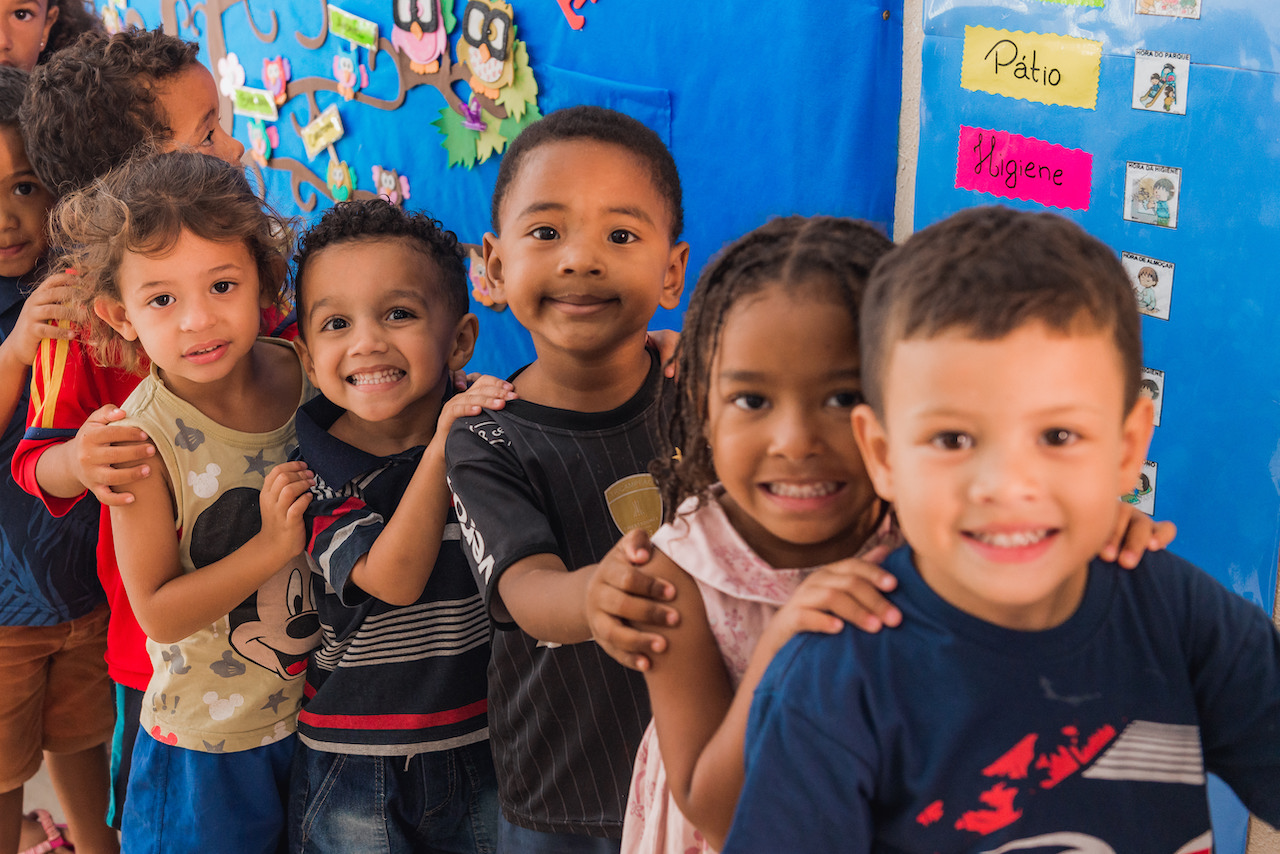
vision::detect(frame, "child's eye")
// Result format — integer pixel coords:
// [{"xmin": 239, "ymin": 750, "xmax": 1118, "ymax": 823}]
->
[
  {"xmin": 320, "ymin": 317, "xmax": 349, "ymax": 332},
  {"xmin": 730, "ymin": 393, "xmax": 768, "ymax": 412},
  {"xmin": 387, "ymin": 308, "xmax": 415, "ymax": 321},
  {"xmin": 608, "ymin": 229, "xmax": 637, "ymax": 244},
  {"xmin": 12, "ymin": 182, "xmax": 36, "ymax": 197},
  {"xmin": 530, "ymin": 226, "xmax": 558, "ymax": 241},
  {"xmin": 210, "ymin": 280, "xmax": 234, "ymax": 294},
  {"xmin": 826, "ymin": 390, "xmax": 865, "ymax": 409},
  {"xmin": 930, "ymin": 431, "xmax": 973, "ymax": 451},
  {"xmin": 13, "ymin": 9, "xmax": 31, "ymax": 21},
  {"xmin": 148, "ymin": 294, "xmax": 174, "ymax": 309},
  {"xmin": 1042, "ymin": 428, "xmax": 1078, "ymax": 447}
]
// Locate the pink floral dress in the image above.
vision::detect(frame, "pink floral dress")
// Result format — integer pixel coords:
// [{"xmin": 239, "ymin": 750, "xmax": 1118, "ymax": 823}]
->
[{"xmin": 621, "ymin": 488, "xmax": 899, "ymax": 854}]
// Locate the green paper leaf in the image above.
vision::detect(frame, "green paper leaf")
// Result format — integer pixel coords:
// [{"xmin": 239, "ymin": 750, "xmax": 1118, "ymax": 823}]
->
[
  {"xmin": 443, "ymin": 0, "xmax": 457, "ymax": 33},
  {"xmin": 496, "ymin": 41, "xmax": 538, "ymax": 121},
  {"xmin": 475, "ymin": 109, "xmax": 508, "ymax": 163},
  {"xmin": 433, "ymin": 106, "xmax": 477, "ymax": 169},
  {"xmin": 499, "ymin": 102, "xmax": 542, "ymax": 143}
]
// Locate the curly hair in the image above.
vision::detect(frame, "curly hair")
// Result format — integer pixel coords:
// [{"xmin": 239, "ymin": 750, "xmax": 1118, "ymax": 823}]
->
[
  {"xmin": 52, "ymin": 151, "xmax": 292, "ymax": 374},
  {"xmin": 490, "ymin": 105, "xmax": 683, "ymax": 242},
  {"xmin": 860, "ymin": 206, "xmax": 1141, "ymax": 415},
  {"xmin": 0, "ymin": 65, "xmax": 29, "ymax": 129},
  {"xmin": 294, "ymin": 198, "xmax": 469, "ymax": 336},
  {"xmin": 39, "ymin": 0, "xmax": 103, "ymax": 65},
  {"xmin": 21, "ymin": 27, "xmax": 199, "ymax": 197},
  {"xmin": 653, "ymin": 215, "xmax": 894, "ymax": 523}
]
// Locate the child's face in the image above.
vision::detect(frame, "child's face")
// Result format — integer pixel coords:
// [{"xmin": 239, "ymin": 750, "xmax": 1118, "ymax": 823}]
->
[
  {"xmin": 484, "ymin": 140, "xmax": 687, "ymax": 361},
  {"xmin": 295, "ymin": 237, "xmax": 474, "ymax": 430},
  {"xmin": 707, "ymin": 284, "xmax": 878, "ymax": 569},
  {"xmin": 1139, "ymin": 270, "xmax": 1156, "ymax": 288},
  {"xmin": 0, "ymin": 0, "xmax": 56, "ymax": 71},
  {"xmin": 0, "ymin": 125, "xmax": 51, "ymax": 278},
  {"xmin": 97, "ymin": 230, "xmax": 264, "ymax": 396},
  {"xmin": 853, "ymin": 322, "xmax": 1153, "ymax": 631},
  {"xmin": 153, "ymin": 63, "xmax": 246, "ymax": 166},
  {"xmin": 1154, "ymin": 184, "xmax": 1172, "ymax": 201}
]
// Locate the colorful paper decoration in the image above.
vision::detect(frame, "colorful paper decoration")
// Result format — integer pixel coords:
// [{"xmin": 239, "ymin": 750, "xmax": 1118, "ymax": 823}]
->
[
  {"xmin": 263, "ymin": 56, "xmax": 291, "ymax": 106},
  {"xmin": 326, "ymin": 155, "xmax": 357, "ymax": 201},
  {"xmin": 458, "ymin": 0, "xmax": 515, "ymax": 99},
  {"xmin": 1136, "ymin": 0, "xmax": 1200, "ymax": 19},
  {"xmin": 332, "ymin": 49, "xmax": 368, "ymax": 100},
  {"xmin": 216, "ymin": 52, "xmax": 246, "ymax": 98},
  {"xmin": 554, "ymin": 0, "xmax": 599, "ymax": 30},
  {"xmin": 1122, "ymin": 161, "xmax": 1181, "ymax": 229},
  {"xmin": 102, "ymin": 0, "xmax": 128, "ymax": 33},
  {"xmin": 371, "ymin": 165, "xmax": 410, "ymax": 205},
  {"xmin": 960, "ymin": 26, "xmax": 1102, "ymax": 110},
  {"xmin": 392, "ymin": 0, "xmax": 448, "ymax": 75},
  {"xmin": 301, "ymin": 105, "xmax": 346, "ymax": 159},
  {"xmin": 1132, "ymin": 50, "xmax": 1189, "ymax": 116},
  {"xmin": 955, "ymin": 126, "xmax": 1093, "ymax": 211},
  {"xmin": 232, "ymin": 86, "xmax": 280, "ymax": 121},
  {"xmin": 247, "ymin": 119, "xmax": 279, "ymax": 169},
  {"xmin": 468, "ymin": 247, "xmax": 506, "ymax": 311},
  {"xmin": 328, "ymin": 5, "xmax": 380, "ymax": 49}
]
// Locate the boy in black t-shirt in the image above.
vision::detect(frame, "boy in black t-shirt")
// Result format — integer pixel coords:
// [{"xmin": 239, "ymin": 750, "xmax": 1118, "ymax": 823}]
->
[{"xmin": 445, "ymin": 105, "xmax": 689, "ymax": 851}]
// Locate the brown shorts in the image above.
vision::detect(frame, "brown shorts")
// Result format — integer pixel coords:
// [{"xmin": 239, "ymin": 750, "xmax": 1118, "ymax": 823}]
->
[{"xmin": 0, "ymin": 604, "xmax": 113, "ymax": 792}]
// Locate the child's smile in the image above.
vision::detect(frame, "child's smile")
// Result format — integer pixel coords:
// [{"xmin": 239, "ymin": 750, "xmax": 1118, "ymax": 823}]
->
[
  {"xmin": 708, "ymin": 285, "xmax": 879, "ymax": 569},
  {"xmin": 855, "ymin": 321, "xmax": 1154, "ymax": 630}
]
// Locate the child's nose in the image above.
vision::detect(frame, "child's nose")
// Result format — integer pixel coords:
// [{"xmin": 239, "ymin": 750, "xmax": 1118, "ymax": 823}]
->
[
  {"xmin": 968, "ymin": 443, "xmax": 1040, "ymax": 503},
  {"xmin": 216, "ymin": 128, "xmax": 246, "ymax": 167},
  {"xmin": 180, "ymin": 299, "xmax": 217, "ymax": 331},
  {"xmin": 557, "ymin": 237, "xmax": 604, "ymax": 277},
  {"xmin": 769, "ymin": 407, "xmax": 823, "ymax": 460},
  {"xmin": 349, "ymin": 324, "xmax": 388, "ymax": 354}
]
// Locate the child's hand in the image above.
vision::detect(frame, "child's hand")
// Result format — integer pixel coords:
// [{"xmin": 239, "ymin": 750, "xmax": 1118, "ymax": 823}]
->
[
  {"xmin": 587, "ymin": 529, "xmax": 681, "ymax": 672},
  {"xmin": 645, "ymin": 329, "xmax": 680, "ymax": 378},
  {"xmin": 71, "ymin": 404, "xmax": 156, "ymax": 506},
  {"xmin": 756, "ymin": 557, "xmax": 901, "ymax": 665},
  {"xmin": 5, "ymin": 275, "xmax": 80, "ymax": 366},
  {"xmin": 1100, "ymin": 501, "xmax": 1176, "ymax": 568},
  {"xmin": 435, "ymin": 375, "xmax": 516, "ymax": 438},
  {"xmin": 258, "ymin": 461, "xmax": 315, "ymax": 559}
]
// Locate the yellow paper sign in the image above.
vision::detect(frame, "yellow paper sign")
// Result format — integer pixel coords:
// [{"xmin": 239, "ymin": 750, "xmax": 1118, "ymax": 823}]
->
[{"xmin": 961, "ymin": 26, "xmax": 1102, "ymax": 110}]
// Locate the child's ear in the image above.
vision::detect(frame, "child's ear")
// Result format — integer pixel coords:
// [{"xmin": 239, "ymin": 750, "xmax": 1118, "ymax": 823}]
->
[
  {"xmin": 1116, "ymin": 396, "xmax": 1155, "ymax": 496},
  {"xmin": 481, "ymin": 233, "xmax": 503, "ymax": 291},
  {"xmin": 94, "ymin": 298, "xmax": 137, "ymax": 342},
  {"xmin": 292, "ymin": 336, "xmax": 318, "ymax": 387},
  {"xmin": 447, "ymin": 313, "xmax": 480, "ymax": 372},
  {"xmin": 658, "ymin": 240, "xmax": 690, "ymax": 311},
  {"xmin": 852, "ymin": 403, "xmax": 895, "ymax": 503}
]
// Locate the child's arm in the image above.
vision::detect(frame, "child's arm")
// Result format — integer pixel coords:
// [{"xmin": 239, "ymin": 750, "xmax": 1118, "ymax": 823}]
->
[
  {"xmin": 111, "ymin": 460, "xmax": 313, "ymax": 643},
  {"xmin": 345, "ymin": 377, "xmax": 515, "ymax": 606},
  {"xmin": 0, "ymin": 276, "xmax": 77, "ymax": 426},
  {"xmin": 639, "ymin": 551, "xmax": 898, "ymax": 850}
]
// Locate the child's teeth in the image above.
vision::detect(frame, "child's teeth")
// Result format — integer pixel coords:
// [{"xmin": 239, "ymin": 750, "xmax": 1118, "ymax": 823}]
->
[
  {"xmin": 768, "ymin": 482, "xmax": 837, "ymax": 499},
  {"xmin": 349, "ymin": 369, "xmax": 404, "ymax": 385},
  {"xmin": 972, "ymin": 530, "xmax": 1048, "ymax": 548}
]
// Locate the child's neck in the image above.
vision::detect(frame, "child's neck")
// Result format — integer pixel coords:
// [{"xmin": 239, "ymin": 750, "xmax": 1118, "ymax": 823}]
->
[
  {"xmin": 517, "ymin": 341, "xmax": 653, "ymax": 411},
  {"xmin": 328, "ymin": 387, "xmax": 446, "ymax": 458},
  {"xmin": 913, "ymin": 553, "xmax": 1089, "ymax": 632},
  {"xmin": 159, "ymin": 340, "xmax": 301, "ymax": 434}
]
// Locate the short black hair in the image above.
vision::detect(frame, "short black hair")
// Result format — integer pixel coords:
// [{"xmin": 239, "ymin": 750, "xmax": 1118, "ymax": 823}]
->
[
  {"xmin": 490, "ymin": 105, "xmax": 683, "ymax": 242},
  {"xmin": 21, "ymin": 27, "xmax": 200, "ymax": 197},
  {"xmin": 294, "ymin": 198, "xmax": 469, "ymax": 337},
  {"xmin": 860, "ymin": 205, "xmax": 1142, "ymax": 414},
  {"xmin": 0, "ymin": 65, "xmax": 29, "ymax": 129}
]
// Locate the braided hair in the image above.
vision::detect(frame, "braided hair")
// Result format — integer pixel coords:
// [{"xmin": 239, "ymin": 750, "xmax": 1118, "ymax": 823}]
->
[{"xmin": 653, "ymin": 215, "xmax": 894, "ymax": 523}]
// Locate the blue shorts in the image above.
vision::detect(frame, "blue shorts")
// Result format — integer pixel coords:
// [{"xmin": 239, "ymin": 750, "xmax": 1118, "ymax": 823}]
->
[
  {"xmin": 121, "ymin": 731, "xmax": 294, "ymax": 854},
  {"xmin": 496, "ymin": 817, "xmax": 621, "ymax": 854},
  {"xmin": 106, "ymin": 683, "xmax": 144, "ymax": 829},
  {"xmin": 288, "ymin": 738, "xmax": 498, "ymax": 854}
]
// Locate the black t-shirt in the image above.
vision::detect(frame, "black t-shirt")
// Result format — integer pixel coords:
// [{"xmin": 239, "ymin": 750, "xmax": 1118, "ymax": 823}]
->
[{"xmin": 446, "ymin": 353, "xmax": 674, "ymax": 838}]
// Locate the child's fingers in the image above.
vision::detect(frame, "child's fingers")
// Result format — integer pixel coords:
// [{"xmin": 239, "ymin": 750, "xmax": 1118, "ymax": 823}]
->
[
  {"xmin": 592, "ymin": 619, "xmax": 666, "ymax": 672},
  {"xmin": 821, "ymin": 556, "xmax": 899, "ymax": 593},
  {"xmin": 799, "ymin": 573, "xmax": 901, "ymax": 631},
  {"xmin": 1149, "ymin": 519, "xmax": 1177, "ymax": 550},
  {"xmin": 595, "ymin": 581, "xmax": 679, "ymax": 629},
  {"xmin": 33, "ymin": 322, "xmax": 77, "ymax": 342},
  {"xmin": 89, "ymin": 483, "xmax": 138, "ymax": 507}
]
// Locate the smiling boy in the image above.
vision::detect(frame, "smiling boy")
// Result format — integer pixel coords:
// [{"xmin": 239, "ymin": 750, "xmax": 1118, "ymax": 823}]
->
[
  {"xmin": 445, "ymin": 106, "xmax": 688, "ymax": 850},
  {"xmin": 723, "ymin": 206, "xmax": 1280, "ymax": 853}
]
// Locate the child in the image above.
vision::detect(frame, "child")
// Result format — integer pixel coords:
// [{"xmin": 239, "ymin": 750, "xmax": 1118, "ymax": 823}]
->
[
  {"xmin": 0, "ymin": 0, "xmax": 99, "ymax": 73},
  {"xmin": 0, "ymin": 63, "xmax": 118, "ymax": 854},
  {"xmin": 723, "ymin": 206, "xmax": 1280, "ymax": 852},
  {"xmin": 288, "ymin": 198, "xmax": 514, "ymax": 852},
  {"xmin": 54, "ymin": 150, "xmax": 316, "ymax": 854},
  {"xmin": 12, "ymin": 26, "xmax": 253, "ymax": 832},
  {"xmin": 444, "ymin": 104, "xmax": 690, "ymax": 850}
]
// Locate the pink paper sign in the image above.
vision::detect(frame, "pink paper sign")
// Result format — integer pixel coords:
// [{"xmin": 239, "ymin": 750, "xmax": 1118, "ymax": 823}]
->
[{"xmin": 956, "ymin": 125, "xmax": 1092, "ymax": 210}]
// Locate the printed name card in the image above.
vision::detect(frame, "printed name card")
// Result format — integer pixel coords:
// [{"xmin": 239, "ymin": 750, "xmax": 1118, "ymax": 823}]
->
[
  {"xmin": 956, "ymin": 126, "xmax": 1093, "ymax": 210},
  {"xmin": 961, "ymin": 26, "xmax": 1103, "ymax": 110}
]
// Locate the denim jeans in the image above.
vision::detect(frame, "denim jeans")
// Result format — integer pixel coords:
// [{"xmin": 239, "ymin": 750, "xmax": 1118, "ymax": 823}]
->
[
  {"xmin": 289, "ymin": 738, "xmax": 499, "ymax": 854},
  {"xmin": 496, "ymin": 817, "xmax": 622, "ymax": 854}
]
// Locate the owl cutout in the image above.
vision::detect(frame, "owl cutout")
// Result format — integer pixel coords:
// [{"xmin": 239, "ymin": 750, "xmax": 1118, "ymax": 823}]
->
[
  {"xmin": 459, "ymin": 0, "xmax": 515, "ymax": 100},
  {"xmin": 371, "ymin": 166, "xmax": 410, "ymax": 206},
  {"xmin": 392, "ymin": 0, "xmax": 447, "ymax": 76},
  {"xmin": 332, "ymin": 51, "xmax": 368, "ymax": 101},
  {"xmin": 263, "ymin": 56, "xmax": 291, "ymax": 106},
  {"xmin": 468, "ymin": 247, "xmax": 506, "ymax": 310},
  {"xmin": 247, "ymin": 119, "xmax": 279, "ymax": 169},
  {"xmin": 327, "ymin": 155, "xmax": 356, "ymax": 201}
]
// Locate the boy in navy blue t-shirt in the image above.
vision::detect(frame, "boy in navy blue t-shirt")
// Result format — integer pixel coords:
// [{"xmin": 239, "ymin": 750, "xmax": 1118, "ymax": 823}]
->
[{"xmin": 725, "ymin": 206, "xmax": 1280, "ymax": 853}]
